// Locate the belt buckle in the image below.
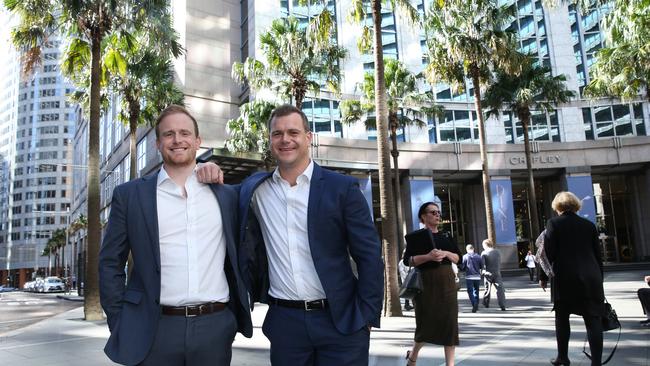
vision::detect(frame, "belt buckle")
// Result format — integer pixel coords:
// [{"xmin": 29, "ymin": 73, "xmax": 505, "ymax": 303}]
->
[
  {"xmin": 185, "ymin": 304, "xmax": 202, "ymax": 318},
  {"xmin": 304, "ymin": 300, "xmax": 322, "ymax": 311}
]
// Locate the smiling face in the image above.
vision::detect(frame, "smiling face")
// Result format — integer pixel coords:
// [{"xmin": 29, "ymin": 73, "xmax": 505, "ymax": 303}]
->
[
  {"xmin": 156, "ymin": 112, "xmax": 201, "ymax": 169},
  {"xmin": 269, "ymin": 112, "xmax": 312, "ymax": 170}
]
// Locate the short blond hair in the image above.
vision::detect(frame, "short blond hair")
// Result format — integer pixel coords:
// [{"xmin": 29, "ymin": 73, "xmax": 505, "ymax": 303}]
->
[
  {"xmin": 551, "ymin": 191, "xmax": 581, "ymax": 213},
  {"xmin": 482, "ymin": 239, "xmax": 494, "ymax": 248}
]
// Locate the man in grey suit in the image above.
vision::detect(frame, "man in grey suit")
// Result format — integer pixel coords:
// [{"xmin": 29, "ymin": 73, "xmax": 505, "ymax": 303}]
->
[
  {"xmin": 99, "ymin": 105, "xmax": 252, "ymax": 366},
  {"xmin": 481, "ymin": 239, "xmax": 507, "ymax": 311}
]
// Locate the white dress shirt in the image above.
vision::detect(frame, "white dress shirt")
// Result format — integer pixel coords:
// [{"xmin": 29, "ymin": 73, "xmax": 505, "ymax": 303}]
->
[
  {"xmin": 252, "ymin": 160, "xmax": 326, "ymax": 301},
  {"xmin": 156, "ymin": 167, "xmax": 229, "ymax": 306}
]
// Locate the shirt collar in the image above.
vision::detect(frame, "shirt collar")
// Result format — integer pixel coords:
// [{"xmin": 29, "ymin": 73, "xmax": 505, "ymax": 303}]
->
[
  {"xmin": 272, "ymin": 159, "xmax": 314, "ymax": 185},
  {"xmin": 157, "ymin": 165, "xmax": 198, "ymax": 187}
]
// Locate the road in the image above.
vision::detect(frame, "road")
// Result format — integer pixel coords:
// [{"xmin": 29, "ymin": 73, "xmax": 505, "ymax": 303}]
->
[{"xmin": 0, "ymin": 291, "xmax": 81, "ymax": 335}]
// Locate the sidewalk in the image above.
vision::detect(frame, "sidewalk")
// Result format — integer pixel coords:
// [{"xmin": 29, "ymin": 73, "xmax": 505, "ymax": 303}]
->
[{"xmin": 0, "ymin": 270, "xmax": 648, "ymax": 365}]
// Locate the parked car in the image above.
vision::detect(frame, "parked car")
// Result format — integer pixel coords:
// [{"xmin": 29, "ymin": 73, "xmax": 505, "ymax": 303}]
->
[
  {"xmin": 23, "ymin": 280, "xmax": 36, "ymax": 292},
  {"xmin": 0, "ymin": 285, "xmax": 16, "ymax": 292},
  {"xmin": 41, "ymin": 277, "xmax": 65, "ymax": 292}
]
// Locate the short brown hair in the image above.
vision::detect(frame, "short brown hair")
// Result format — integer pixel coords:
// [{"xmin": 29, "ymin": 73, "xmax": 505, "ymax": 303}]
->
[
  {"xmin": 155, "ymin": 105, "xmax": 199, "ymax": 138},
  {"xmin": 268, "ymin": 104, "xmax": 310, "ymax": 132},
  {"xmin": 551, "ymin": 191, "xmax": 581, "ymax": 213}
]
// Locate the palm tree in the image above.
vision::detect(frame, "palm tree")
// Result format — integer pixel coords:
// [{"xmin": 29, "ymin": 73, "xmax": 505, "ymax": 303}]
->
[
  {"xmin": 341, "ymin": 58, "xmax": 442, "ymax": 253},
  {"xmin": 585, "ymin": 0, "xmax": 650, "ymax": 103},
  {"xmin": 5, "ymin": 0, "xmax": 171, "ymax": 321},
  {"xmin": 483, "ymin": 56, "xmax": 575, "ymax": 245},
  {"xmin": 44, "ymin": 229, "xmax": 66, "ymax": 276},
  {"xmin": 232, "ymin": 16, "xmax": 346, "ymax": 108},
  {"xmin": 424, "ymin": 0, "xmax": 522, "ymax": 246},
  {"xmin": 347, "ymin": 0, "xmax": 420, "ymax": 317},
  {"xmin": 225, "ymin": 100, "xmax": 277, "ymax": 170}
]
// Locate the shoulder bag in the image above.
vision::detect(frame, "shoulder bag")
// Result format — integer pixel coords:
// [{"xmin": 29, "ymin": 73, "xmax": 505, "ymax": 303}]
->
[{"xmin": 398, "ymin": 266, "xmax": 422, "ymax": 300}]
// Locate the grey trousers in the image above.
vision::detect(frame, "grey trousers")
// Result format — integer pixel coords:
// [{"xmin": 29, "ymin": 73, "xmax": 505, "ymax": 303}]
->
[
  {"xmin": 138, "ymin": 307, "xmax": 238, "ymax": 366},
  {"xmin": 483, "ymin": 276, "xmax": 506, "ymax": 308}
]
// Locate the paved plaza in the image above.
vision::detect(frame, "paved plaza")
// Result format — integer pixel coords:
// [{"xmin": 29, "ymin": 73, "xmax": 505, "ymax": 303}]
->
[{"xmin": 0, "ymin": 269, "xmax": 648, "ymax": 365}]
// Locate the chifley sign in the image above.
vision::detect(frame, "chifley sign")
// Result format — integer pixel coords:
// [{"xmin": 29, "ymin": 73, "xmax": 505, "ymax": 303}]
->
[{"xmin": 509, "ymin": 155, "xmax": 561, "ymax": 165}]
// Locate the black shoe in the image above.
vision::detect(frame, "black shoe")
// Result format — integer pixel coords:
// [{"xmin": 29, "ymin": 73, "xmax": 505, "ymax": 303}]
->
[
  {"xmin": 404, "ymin": 305, "xmax": 413, "ymax": 311},
  {"xmin": 550, "ymin": 358, "xmax": 570, "ymax": 365},
  {"xmin": 501, "ymin": 306, "xmax": 506, "ymax": 311},
  {"xmin": 472, "ymin": 304, "xmax": 478, "ymax": 313},
  {"xmin": 640, "ymin": 319, "xmax": 650, "ymax": 324}
]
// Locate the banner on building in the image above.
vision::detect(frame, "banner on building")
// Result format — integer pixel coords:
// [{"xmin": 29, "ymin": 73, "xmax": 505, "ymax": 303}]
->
[
  {"xmin": 565, "ymin": 175, "xmax": 596, "ymax": 223},
  {"xmin": 490, "ymin": 178, "xmax": 517, "ymax": 245},
  {"xmin": 409, "ymin": 178, "xmax": 435, "ymax": 231},
  {"xmin": 357, "ymin": 175, "xmax": 373, "ymax": 220}
]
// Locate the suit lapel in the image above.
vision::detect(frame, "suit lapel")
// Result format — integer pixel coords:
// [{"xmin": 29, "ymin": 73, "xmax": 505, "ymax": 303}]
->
[
  {"xmin": 307, "ymin": 163, "xmax": 324, "ymax": 251},
  {"xmin": 137, "ymin": 172, "xmax": 161, "ymax": 271}
]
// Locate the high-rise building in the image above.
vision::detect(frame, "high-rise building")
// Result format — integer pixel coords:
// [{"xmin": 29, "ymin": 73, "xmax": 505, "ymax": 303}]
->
[
  {"xmin": 0, "ymin": 9, "xmax": 76, "ymax": 287},
  {"xmin": 87, "ymin": 0, "xmax": 650, "ymax": 269}
]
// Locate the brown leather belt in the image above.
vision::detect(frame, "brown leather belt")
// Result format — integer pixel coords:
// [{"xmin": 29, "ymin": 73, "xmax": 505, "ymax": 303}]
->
[
  {"xmin": 161, "ymin": 301, "xmax": 227, "ymax": 317},
  {"xmin": 268, "ymin": 296, "xmax": 328, "ymax": 311}
]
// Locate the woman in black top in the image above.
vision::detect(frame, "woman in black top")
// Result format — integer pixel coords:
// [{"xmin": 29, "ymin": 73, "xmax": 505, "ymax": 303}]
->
[
  {"xmin": 403, "ymin": 202, "xmax": 461, "ymax": 366},
  {"xmin": 540, "ymin": 191, "xmax": 604, "ymax": 366}
]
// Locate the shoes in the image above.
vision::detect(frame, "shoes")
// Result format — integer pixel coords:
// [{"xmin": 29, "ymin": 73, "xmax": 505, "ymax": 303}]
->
[
  {"xmin": 404, "ymin": 305, "xmax": 414, "ymax": 311},
  {"xmin": 550, "ymin": 358, "xmax": 570, "ymax": 365},
  {"xmin": 472, "ymin": 304, "xmax": 478, "ymax": 313},
  {"xmin": 640, "ymin": 319, "xmax": 650, "ymax": 325},
  {"xmin": 405, "ymin": 350, "xmax": 416, "ymax": 366},
  {"xmin": 501, "ymin": 306, "xmax": 506, "ymax": 311}
]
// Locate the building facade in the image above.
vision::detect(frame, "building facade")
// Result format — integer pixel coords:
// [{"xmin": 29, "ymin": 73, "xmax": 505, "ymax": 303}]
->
[
  {"xmin": 81, "ymin": 0, "xmax": 650, "ymax": 271},
  {"xmin": 0, "ymin": 11, "xmax": 77, "ymax": 287}
]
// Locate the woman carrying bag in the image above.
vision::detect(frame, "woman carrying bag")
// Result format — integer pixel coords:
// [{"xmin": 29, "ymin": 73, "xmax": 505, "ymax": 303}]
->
[{"xmin": 403, "ymin": 202, "xmax": 461, "ymax": 366}]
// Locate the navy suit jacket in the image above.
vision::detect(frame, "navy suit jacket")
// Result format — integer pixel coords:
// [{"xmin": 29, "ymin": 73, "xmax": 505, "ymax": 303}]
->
[
  {"xmin": 239, "ymin": 163, "xmax": 383, "ymax": 334},
  {"xmin": 99, "ymin": 171, "xmax": 252, "ymax": 366}
]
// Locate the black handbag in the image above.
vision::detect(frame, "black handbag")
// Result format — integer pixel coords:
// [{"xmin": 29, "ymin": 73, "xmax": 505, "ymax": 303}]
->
[
  {"xmin": 399, "ymin": 267, "xmax": 422, "ymax": 300},
  {"xmin": 583, "ymin": 299, "xmax": 621, "ymax": 365},
  {"xmin": 601, "ymin": 300, "xmax": 620, "ymax": 331}
]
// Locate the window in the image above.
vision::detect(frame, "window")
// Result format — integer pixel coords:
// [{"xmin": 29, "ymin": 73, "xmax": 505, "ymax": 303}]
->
[
  {"xmin": 136, "ymin": 138, "xmax": 147, "ymax": 175},
  {"xmin": 13, "ymin": 193, "xmax": 22, "ymax": 201},
  {"xmin": 39, "ymin": 113, "xmax": 60, "ymax": 121},
  {"xmin": 583, "ymin": 103, "xmax": 645, "ymax": 139}
]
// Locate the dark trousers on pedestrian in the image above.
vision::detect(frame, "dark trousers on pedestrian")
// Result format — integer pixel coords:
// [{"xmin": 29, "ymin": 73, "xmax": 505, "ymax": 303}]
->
[
  {"xmin": 638, "ymin": 288, "xmax": 650, "ymax": 315},
  {"xmin": 554, "ymin": 308, "xmax": 603, "ymax": 366},
  {"xmin": 527, "ymin": 267, "xmax": 535, "ymax": 281},
  {"xmin": 262, "ymin": 303, "xmax": 370, "ymax": 366},
  {"xmin": 138, "ymin": 307, "xmax": 238, "ymax": 366},
  {"xmin": 465, "ymin": 279, "xmax": 480, "ymax": 310}
]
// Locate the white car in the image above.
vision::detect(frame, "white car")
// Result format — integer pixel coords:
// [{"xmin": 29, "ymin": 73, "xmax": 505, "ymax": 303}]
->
[
  {"xmin": 41, "ymin": 277, "xmax": 65, "ymax": 292},
  {"xmin": 23, "ymin": 280, "xmax": 36, "ymax": 292}
]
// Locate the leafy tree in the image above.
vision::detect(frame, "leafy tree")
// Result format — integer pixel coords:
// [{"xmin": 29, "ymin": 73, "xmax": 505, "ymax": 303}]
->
[
  {"xmin": 44, "ymin": 229, "xmax": 66, "ymax": 275},
  {"xmin": 424, "ymin": 0, "xmax": 522, "ymax": 246},
  {"xmin": 225, "ymin": 100, "xmax": 277, "ymax": 170},
  {"xmin": 585, "ymin": 0, "xmax": 650, "ymax": 103},
  {"xmin": 346, "ymin": 0, "xmax": 420, "ymax": 317},
  {"xmin": 5, "ymin": 0, "xmax": 169, "ymax": 320},
  {"xmin": 232, "ymin": 16, "xmax": 346, "ymax": 108},
  {"xmin": 483, "ymin": 56, "xmax": 575, "ymax": 243},
  {"xmin": 341, "ymin": 59, "xmax": 442, "ymax": 253}
]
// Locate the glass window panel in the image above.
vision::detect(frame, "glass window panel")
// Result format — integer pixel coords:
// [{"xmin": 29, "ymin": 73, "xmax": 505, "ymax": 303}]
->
[
  {"xmin": 594, "ymin": 106, "xmax": 612, "ymax": 122},
  {"xmin": 635, "ymin": 119, "xmax": 646, "ymax": 136},
  {"xmin": 439, "ymin": 128, "xmax": 455, "ymax": 142},
  {"xmin": 584, "ymin": 121, "xmax": 594, "ymax": 140},
  {"xmin": 615, "ymin": 121, "xmax": 633, "ymax": 136},
  {"xmin": 612, "ymin": 104, "xmax": 630, "ymax": 122},
  {"xmin": 596, "ymin": 122, "xmax": 614, "ymax": 138},
  {"xmin": 454, "ymin": 110, "xmax": 470, "ymax": 127},
  {"xmin": 436, "ymin": 89, "xmax": 451, "ymax": 101},
  {"xmin": 531, "ymin": 112, "xmax": 546, "ymax": 127},
  {"xmin": 456, "ymin": 128, "xmax": 471, "ymax": 142},
  {"xmin": 633, "ymin": 103, "xmax": 643, "ymax": 119}
]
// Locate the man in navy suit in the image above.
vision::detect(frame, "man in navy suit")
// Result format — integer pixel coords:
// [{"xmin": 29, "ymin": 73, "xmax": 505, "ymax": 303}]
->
[
  {"xmin": 202, "ymin": 104, "xmax": 383, "ymax": 365},
  {"xmin": 99, "ymin": 105, "xmax": 252, "ymax": 366}
]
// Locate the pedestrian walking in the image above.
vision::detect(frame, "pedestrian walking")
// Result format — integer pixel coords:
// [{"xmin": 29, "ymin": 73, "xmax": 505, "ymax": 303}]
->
[
  {"xmin": 460, "ymin": 244, "xmax": 482, "ymax": 313},
  {"xmin": 399, "ymin": 256, "xmax": 414, "ymax": 311},
  {"xmin": 525, "ymin": 250, "xmax": 537, "ymax": 282},
  {"xmin": 481, "ymin": 239, "xmax": 507, "ymax": 311},
  {"xmin": 403, "ymin": 202, "xmax": 461, "ymax": 366},
  {"xmin": 539, "ymin": 191, "xmax": 604, "ymax": 366}
]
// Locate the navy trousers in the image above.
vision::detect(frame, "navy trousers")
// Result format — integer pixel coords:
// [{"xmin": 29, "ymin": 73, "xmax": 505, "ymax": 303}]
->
[
  {"xmin": 262, "ymin": 304, "xmax": 370, "ymax": 366},
  {"xmin": 465, "ymin": 279, "xmax": 480, "ymax": 307},
  {"xmin": 138, "ymin": 307, "xmax": 238, "ymax": 366}
]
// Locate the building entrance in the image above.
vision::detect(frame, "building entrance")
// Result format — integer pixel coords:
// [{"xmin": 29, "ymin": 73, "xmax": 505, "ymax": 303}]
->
[{"xmin": 593, "ymin": 176, "xmax": 635, "ymax": 262}]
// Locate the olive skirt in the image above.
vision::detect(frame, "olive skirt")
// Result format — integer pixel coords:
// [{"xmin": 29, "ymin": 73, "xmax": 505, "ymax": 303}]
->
[{"xmin": 413, "ymin": 265, "xmax": 459, "ymax": 346}]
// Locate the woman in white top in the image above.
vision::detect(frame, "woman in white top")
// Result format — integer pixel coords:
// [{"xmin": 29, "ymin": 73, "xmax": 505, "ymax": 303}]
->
[{"xmin": 525, "ymin": 250, "xmax": 536, "ymax": 282}]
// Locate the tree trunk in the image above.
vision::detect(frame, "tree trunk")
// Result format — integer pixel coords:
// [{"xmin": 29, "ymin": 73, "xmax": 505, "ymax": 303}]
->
[
  {"xmin": 471, "ymin": 67, "xmax": 496, "ymax": 246},
  {"xmin": 372, "ymin": 0, "xmax": 402, "ymax": 317},
  {"xmin": 389, "ymin": 112, "xmax": 405, "ymax": 256},
  {"xmin": 520, "ymin": 111, "xmax": 540, "ymax": 247},
  {"xmin": 127, "ymin": 97, "xmax": 139, "ymax": 277},
  {"xmin": 84, "ymin": 31, "xmax": 104, "ymax": 321}
]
